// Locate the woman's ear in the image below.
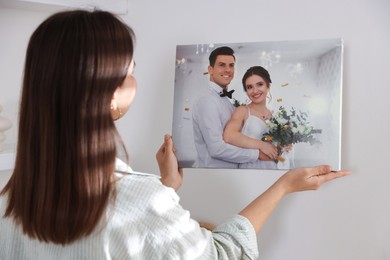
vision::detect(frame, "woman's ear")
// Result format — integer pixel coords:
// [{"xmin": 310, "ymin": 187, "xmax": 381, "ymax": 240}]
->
[
  {"xmin": 110, "ymin": 92, "xmax": 122, "ymax": 120},
  {"xmin": 110, "ymin": 92, "xmax": 117, "ymax": 110},
  {"xmin": 110, "ymin": 71, "xmax": 137, "ymax": 121}
]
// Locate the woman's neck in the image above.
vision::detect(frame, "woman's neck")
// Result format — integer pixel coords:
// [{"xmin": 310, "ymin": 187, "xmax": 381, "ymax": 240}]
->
[
  {"xmin": 249, "ymin": 102, "xmax": 271, "ymax": 119},
  {"xmin": 249, "ymin": 101, "xmax": 267, "ymax": 112}
]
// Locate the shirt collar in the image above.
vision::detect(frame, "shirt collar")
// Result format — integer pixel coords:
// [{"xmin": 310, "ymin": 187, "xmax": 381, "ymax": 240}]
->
[
  {"xmin": 209, "ymin": 81, "xmax": 227, "ymax": 95},
  {"xmin": 115, "ymin": 158, "xmax": 159, "ymax": 178}
]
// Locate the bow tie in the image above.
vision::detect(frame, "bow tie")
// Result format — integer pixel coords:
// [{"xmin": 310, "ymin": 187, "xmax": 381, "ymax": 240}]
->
[{"xmin": 220, "ymin": 89, "xmax": 235, "ymax": 99}]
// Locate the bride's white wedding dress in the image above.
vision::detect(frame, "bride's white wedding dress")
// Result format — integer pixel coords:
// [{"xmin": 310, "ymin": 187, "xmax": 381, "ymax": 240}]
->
[{"xmin": 238, "ymin": 107, "xmax": 293, "ymax": 170}]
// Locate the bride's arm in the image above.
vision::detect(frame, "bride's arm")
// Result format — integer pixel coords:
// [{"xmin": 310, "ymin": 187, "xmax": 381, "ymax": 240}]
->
[
  {"xmin": 223, "ymin": 106, "xmax": 277, "ymax": 159},
  {"xmin": 223, "ymin": 106, "xmax": 259, "ymax": 148}
]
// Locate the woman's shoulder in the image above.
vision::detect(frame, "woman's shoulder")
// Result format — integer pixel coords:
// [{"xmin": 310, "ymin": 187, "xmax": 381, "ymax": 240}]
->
[
  {"xmin": 116, "ymin": 172, "xmax": 168, "ymax": 196},
  {"xmin": 0, "ymin": 193, "xmax": 7, "ymax": 215},
  {"xmin": 114, "ymin": 159, "xmax": 174, "ymax": 200},
  {"xmin": 115, "ymin": 171, "xmax": 178, "ymax": 206},
  {"xmin": 235, "ymin": 105, "xmax": 249, "ymax": 112},
  {"xmin": 232, "ymin": 105, "xmax": 249, "ymax": 117}
]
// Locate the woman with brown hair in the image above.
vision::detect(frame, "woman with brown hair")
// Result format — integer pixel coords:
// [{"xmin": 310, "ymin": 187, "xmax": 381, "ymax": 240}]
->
[
  {"xmin": 224, "ymin": 66, "xmax": 290, "ymax": 169},
  {"xmin": 0, "ymin": 10, "xmax": 350, "ymax": 259}
]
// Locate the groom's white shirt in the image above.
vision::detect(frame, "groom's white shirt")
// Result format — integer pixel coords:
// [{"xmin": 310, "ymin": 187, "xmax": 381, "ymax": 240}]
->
[{"xmin": 192, "ymin": 81, "xmax": 259, "ymax": 168}]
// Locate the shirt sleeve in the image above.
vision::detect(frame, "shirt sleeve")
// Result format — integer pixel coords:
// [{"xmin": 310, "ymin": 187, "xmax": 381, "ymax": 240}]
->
[
  {"xmin": 211, "ymin": 215, "xmax": 259, "ymax": 259},
  {"xmin": 193, "ymin": 96, "xmax": 259, "ymax": 164},
  {"xmin": 157, "ymin": 187, "xmax": 259, "ymax": 260},
  {"xmin": 110, "ymin": 176, "xmax": 259, "ymax": 260}
]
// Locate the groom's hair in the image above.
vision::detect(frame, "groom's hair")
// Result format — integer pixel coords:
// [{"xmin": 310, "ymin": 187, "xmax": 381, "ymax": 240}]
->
[{"xmin": 209, "ymin": 46, "xmax": 235, "ymax": 67}]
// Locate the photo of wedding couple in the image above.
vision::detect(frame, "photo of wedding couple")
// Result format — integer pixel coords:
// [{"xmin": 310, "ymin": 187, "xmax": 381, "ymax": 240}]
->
[{"xmin": 172, "ymin": 38, "xmax": 343, "ymax": 170}]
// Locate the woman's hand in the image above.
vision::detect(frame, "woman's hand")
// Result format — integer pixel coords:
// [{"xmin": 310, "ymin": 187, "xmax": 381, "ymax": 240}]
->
[
  {"xmin": 258, "ymin": 141, "xmax": 278, "ymax": 160},
  {"xmin": 276, "ymin": 165, "xmax": 351, "ymax": 195},
  {"xmin": 156, "ymin": 134, "xmax": 183, "ymax": 191},
  {"xmin": 239, "ymin": 165, "xmax": 351, "ymax": 233}
]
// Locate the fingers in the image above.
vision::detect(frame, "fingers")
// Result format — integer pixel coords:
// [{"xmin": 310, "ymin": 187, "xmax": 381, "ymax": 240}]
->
[
  {"xmin": 265, "ymin": 147, "xmax": 278, "ymax": 160},
  {"xmin": 270, "ymin": 145, "xmax": 277, "ymax": 158},
  {"xmin": 314, "ymin": 165, "xmax": 352, "ymax": 177},
  {"xmin": 281, "ymin": 165, "xmax": 351, "ymax": 194},
  {"xmin": 164, "ymin": 134, "xmax": 178, "ymax": 153},
  {"xmin": 310, "ymin": 165, "xmax": 351, "ymax": 185},
  {"xmin": 156, "ymin": 135, "xmax": 171, "ymax": 160},
  {"xmin": 164, "ymin": 134, "xmax": 173, "ymax": 151},
  {"xmin": 316, "ymin": 165, "xmax": 332, "ymax": 175},
  {"xmin": 156, "ymin": 142, "xmax": 165, "ymax": 160},
  {"xmin": 273, "ymin": 146, "xmax": 279, "ymax": 159},
  {"xmin": 157, "ymin": 134, "xmax": 177, "ymax": 160},
  {"xmin": 321, "ymin": 170, "xmax": 352, "ymax": 183}
]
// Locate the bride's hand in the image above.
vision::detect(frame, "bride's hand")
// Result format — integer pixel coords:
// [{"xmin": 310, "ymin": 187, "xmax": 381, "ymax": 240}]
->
[{"xmin": 259, "ymin": 141, "xmax": 278, "ymax": 160}]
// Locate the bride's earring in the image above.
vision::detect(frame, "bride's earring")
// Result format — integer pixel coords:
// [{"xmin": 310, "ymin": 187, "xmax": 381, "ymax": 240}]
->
[{"xmin": 267, "ymin": 90, "xmax": 273, "ymax": 103}]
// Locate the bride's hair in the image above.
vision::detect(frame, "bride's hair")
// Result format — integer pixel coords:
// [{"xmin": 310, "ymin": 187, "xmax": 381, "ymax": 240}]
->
[
  {"xmin": 242, "ymin": 66, "xmax": 272, "ymax": 103},
  {"xmin": 242, "ymin": 66, "xmax": 272, "ymax": 91}
]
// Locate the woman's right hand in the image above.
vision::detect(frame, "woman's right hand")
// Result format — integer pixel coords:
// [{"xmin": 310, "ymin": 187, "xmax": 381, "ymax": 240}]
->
[{"xmin": 258, "ymin": 141, "xmax": 278, "ymax": 160}]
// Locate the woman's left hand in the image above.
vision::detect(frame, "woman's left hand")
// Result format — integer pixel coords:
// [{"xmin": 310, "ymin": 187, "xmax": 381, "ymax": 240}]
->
[
  {"xmin": 156, "ymin": 134, "xmax": 183, "ymax": 191},
  {"xmin": 276, "ymin": 165, "xmax": 351, "ymax": 194}
]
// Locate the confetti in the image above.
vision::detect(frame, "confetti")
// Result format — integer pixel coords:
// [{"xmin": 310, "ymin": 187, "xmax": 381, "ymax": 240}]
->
[
  {"xmin": 277, "ymin": 98, "xmax": 283, "ymax": 102},
  {"xmin": 281, "ymin": 83, "xmax": 289, "ymax": 87}
]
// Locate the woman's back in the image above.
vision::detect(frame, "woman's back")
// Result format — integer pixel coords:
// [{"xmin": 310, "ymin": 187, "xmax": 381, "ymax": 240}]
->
[{"xmin": 1, "ymin": 160, "xmax": 258, "ymax": 259}]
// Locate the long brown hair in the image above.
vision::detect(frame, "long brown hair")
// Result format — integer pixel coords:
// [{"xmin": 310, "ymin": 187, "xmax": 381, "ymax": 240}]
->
[{"xmin": 1, "ymin": 10, "xmax": 134, "ymax": 244}]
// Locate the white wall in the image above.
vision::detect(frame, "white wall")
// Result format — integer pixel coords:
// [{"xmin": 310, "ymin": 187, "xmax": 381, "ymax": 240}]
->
[{"xmin": 0, "ymin": 0, "xmax": 389, "ymax": 259}]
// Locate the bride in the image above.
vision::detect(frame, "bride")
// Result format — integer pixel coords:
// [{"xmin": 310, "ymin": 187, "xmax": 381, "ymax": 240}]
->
[{"xmin": 223, "ymin": 66, "xmax": 292, "ymax": 169}]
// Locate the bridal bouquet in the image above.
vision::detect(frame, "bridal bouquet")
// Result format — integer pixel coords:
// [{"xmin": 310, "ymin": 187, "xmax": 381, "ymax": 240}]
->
[{"xmin": 262, "ymin": 106, "xmax": 322, "ymax": 162}]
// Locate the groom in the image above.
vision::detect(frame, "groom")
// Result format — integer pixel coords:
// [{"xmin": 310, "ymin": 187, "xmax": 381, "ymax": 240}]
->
[{"xmin": 192, "ymin": 46, "xmax": 271, "ymax": 168}]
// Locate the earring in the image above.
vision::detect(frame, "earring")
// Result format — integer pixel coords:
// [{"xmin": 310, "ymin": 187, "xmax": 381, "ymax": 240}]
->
[
  {"xmin": 112, "ymin": 107, "xmax": 122, "ymax": 120},
  {"xmin": 267, "ymin": 91, "xmax": 273, "ymax": 103},
  {"xmin": 111, "ymin": 100, "xmax": 122, "ymax": 120}
]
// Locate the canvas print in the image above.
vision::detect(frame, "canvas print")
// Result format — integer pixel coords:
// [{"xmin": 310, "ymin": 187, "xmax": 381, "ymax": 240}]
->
[{"xmin": 172, "ymin": 38, "xmax": 343, "ymax": 170}]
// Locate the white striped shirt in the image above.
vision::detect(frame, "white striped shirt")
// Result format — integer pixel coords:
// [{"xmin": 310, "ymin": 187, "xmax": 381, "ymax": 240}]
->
[{"xmin": 0, "ymin": 160, "xmax": 259, "ymax": 259}]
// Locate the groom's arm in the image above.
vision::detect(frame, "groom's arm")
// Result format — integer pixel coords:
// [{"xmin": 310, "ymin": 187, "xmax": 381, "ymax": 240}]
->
[{"xmin": 193, "ymin": 97, "xmax": 259, "ymax": 163}]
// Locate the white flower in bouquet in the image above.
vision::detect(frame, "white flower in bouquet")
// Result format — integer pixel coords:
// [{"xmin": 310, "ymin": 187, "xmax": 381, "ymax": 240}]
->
[
  {"xmin": 276, "ymin": 117, "xmax": 288, "ymax": 125},
  {"xmin": 297, "ymin": 125, "xmax": 305, "ymax": 134},
  {"xmin": 262, "ymin": 106, "xmax": 322, "ymax": 163},
  {"xmin": 304, "ymin": 126, "xmax": 311, "ymax": 135}
]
